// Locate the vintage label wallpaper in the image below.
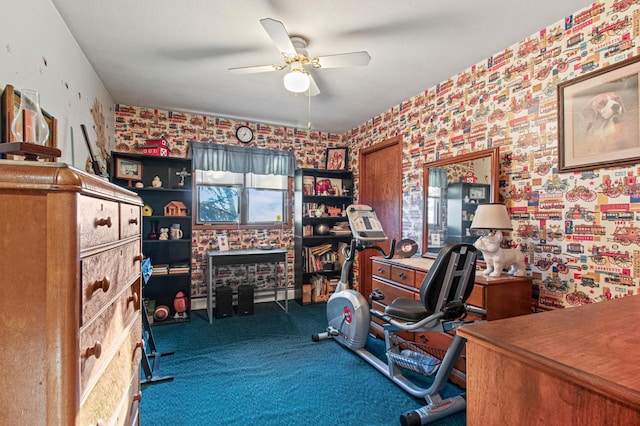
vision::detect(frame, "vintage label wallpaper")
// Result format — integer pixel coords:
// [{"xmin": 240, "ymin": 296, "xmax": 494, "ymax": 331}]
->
[{"xmin": 115, "ymin": 0, "xmax": 640, "ymax": 310}]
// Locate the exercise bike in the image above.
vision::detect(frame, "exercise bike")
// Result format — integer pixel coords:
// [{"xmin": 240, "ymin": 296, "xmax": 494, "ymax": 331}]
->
[{"xmin": 312, "ymin": 204, "xmax": 484, "ymax": 425}]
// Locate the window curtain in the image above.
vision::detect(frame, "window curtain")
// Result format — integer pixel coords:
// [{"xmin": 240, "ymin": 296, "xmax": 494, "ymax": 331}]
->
[
  {"xmin": 429, "ymin": 167, "xmax": 448, "ymax": 188},
  {"xmin": 190, "ymin": 141, "xmax": 296, "ymax": 177}
]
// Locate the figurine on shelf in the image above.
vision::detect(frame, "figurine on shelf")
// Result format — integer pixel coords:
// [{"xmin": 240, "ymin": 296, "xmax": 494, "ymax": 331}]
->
[
  {"xmin": 151, "ymin": 175, "xmax": 163, "ymax": 188},
  {"xmin": 158, "ymin": 228, "xmax": 169, "ymax": 240},
  {"xmin": 174, "ymin": 291, "xmax": 189, "ymax": 319},
  {"xmin": 175, "ymin": 167, "xmax": 191, "ymax": 188}
]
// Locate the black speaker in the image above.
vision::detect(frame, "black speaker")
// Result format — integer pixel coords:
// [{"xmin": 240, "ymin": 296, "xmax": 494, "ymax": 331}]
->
[
  {"xmin": 215, "ymin": 285, "xmax": 233, "ymax": 319},
  {"xmin": 237, "ymin": 284, "xmax": 254, "ymax": 316}
]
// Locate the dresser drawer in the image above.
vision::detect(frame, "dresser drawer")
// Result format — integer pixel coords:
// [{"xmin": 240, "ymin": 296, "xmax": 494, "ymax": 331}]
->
[
  {"xmin": 80, "ymin": 281, "xmax": 141, "ymax": 397},
  {"xmin": 372, "ymin": 259, "xmax": 391, "ymax": 280},
  {"xmin": 80, "ymin": 196, "xmax": 120, "ymax": 251},
  {"xmin": 81, "ymin": 240, "xmax": 142, "ymax": 325},
  {"xmin": 79, "ymin": 316, "xmax": 142, "ymax": 426},
  {"xmin": 372, "ymin": 277, "xmax": 414, "ymax": 304},
  {"xmin": 466, "ymin": 284, "xmax": 485, "ymax": 309},
  {"xmin": 391, "ymin": 265, "xmax": 415, "ymax": 288},
  {"xmin": 120, "ymin": 203, "xmax": 141, "ymax": 239},
  {"xmin": 415, "ymin": 331, "xmax": 466, "ymax": 373}
]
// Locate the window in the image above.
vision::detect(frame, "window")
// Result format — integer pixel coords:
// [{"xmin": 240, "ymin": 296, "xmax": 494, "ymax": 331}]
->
[
  {"xmin": 196, "ymin": 170, "xmax": 287, "ymax": 225},
  {"xmin": 427, "ymin": 185, "xmax": 443, "ymax": 227}
]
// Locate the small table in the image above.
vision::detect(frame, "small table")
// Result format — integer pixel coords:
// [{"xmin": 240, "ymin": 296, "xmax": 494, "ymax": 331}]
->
[{"xmin": 207, "ymin": 248, "xmax": 289, "ymax": 324}]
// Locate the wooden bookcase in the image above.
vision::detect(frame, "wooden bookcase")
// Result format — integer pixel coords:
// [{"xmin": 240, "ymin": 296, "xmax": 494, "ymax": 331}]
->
[{"xmin": 111, "ymin": 151, "xmax": 193, "ymax": 324}]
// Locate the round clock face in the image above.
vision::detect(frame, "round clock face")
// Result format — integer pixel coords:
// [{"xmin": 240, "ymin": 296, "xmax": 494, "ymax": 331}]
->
[{"xmin": 236, "ymin": 126, "xmax": 253, "ymax": 143}]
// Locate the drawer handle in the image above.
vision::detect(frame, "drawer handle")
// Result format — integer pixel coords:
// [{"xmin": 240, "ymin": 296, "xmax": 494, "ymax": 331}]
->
[
  {"xmin": 84, "ymin": 341, "xmax": 102, "ymax": 360},
  {"xmin": 87, "ymin": 276, "xmax": 111, "ymax": 298},
  {"xmin": 95, "ymin": 217, "xmax": 112, "ymax": 228},
  {"xmin": 127, "ymin": 292, "xmax": 140, "ymax": 310},
  {"xmin": 129, "ymin": 217, "xmax": 138, "ymax": 225},
  {"xmin": 398, "ymin": 272, "xmax": 407, "ymax": 279},
  {"xmin": 133, "ymin": 254, "xmax": 143, "ymax": 263},
  {"xmin": 377, "ymin": 267, "xmax": 385, "ymax": 273},
  {"xmin": 418, "ymin": 334, "xmax": 429, "ymax": 343},
  {"xmin": 133, "ymin": 392, "xmax": 142, "ymax": 402},
  {"xmin": 133, "ymin": 340, "xmax": 145, "ymax": 362}
]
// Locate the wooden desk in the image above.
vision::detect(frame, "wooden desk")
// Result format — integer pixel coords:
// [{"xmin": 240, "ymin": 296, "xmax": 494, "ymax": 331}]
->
[
  {"xmin": 458, "ymin": 296, "xmax": 640, "ymax": 425},
  {"xmin": 207, "ymin": 249, "xmax": 289, "ymax": 323}
]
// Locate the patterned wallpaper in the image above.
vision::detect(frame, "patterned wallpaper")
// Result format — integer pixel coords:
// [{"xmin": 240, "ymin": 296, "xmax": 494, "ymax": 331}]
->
[
  {"xmin": 115, "ymin": 0, "xmax": 640, "ymax": 310},
  {"xmin": 114, "ymin": 105, "xmax": 343, "ymax": 297},
  {"xmin": 345, "ymin": 0, "xmax": 640, "ymax": 310}
]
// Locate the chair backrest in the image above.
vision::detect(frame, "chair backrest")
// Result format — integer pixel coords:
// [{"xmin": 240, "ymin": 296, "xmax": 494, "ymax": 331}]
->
[{"xmin": 419, "ymin": 243, "xmax": 477, "ymax": 314}]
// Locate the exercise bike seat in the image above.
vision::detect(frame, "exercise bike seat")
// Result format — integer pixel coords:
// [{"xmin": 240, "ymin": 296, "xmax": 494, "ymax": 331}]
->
[{"xmin": 384, "ymin": 243, "xmax": 477, "ymax": 322}]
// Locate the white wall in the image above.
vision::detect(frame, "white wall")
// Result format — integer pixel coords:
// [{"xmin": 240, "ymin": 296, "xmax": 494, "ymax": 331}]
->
[{"xmin": 0, "ymin": 0, "xmax": 113, "ymax": 169}]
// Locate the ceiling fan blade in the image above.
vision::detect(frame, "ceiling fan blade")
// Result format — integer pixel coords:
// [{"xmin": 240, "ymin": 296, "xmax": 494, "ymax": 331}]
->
[
  {"xmin": 313, "ymin": 51, "xmax": 371, "ymax": 69},
  {"xmin": 306, "ymin": 74, "xmax": 320, "ymax": 97},
  {"xmin": 229, "ymin": 64, "xmax": 281, "ymax": 74},
  {"xmin": 260, "ymin": 18, "xmax": 297, "ymax": 59}
]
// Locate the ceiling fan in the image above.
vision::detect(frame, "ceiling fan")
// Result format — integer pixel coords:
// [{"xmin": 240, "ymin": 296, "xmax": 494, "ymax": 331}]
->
[{"xmin": 229, "ymin": 18, "xmax": 371, "ymax": 96}]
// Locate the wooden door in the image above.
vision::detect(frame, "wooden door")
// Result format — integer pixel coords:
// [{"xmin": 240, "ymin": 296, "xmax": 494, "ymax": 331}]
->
[{"xmin": 358, "ymin": 136, "xmax": 403, "ymax": 297}]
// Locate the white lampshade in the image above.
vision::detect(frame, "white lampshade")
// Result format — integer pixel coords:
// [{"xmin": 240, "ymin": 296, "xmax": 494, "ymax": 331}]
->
[
  {"xmin": 283, "ymin": 62, "xmax": 310, "ymax": 93},
  {"xmin": 470, "ymin": 203, "xmax": 512, "ymax": 230}
]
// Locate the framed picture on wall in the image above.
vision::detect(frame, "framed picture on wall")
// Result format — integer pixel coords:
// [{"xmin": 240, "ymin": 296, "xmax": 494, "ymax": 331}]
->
[
  {"xmin": 326, "ymin": 147, "xmax": 348, "ymax": 170},
  {"xmin": 558, "ymin": 55, "xmax": 640, "ymax": 172}
]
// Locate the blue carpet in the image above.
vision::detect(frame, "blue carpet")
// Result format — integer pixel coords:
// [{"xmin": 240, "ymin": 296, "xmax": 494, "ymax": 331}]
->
[{"xmin": 140, "ymin": 302, "xmax": 466, "ymax": 426}]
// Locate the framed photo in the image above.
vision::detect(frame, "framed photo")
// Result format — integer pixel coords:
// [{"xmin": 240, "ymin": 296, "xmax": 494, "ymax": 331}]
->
[
  {"xmin": 115, "ymin": 157, "xmax": 143, "ymax": 180},
  {"xmin": 469, "ymin": 186, "xmax": 486, "ymax": 200},
  {"xmin": 326, "ymin": 147, "xmax": 348, "ymax": 170},
  {"xmin": 1, "ymin": 84, "xmax": 58, "ymax": 150},
  {"xmin": 558, "ymin": 55, "xmax": 640, "ymax": 172}
]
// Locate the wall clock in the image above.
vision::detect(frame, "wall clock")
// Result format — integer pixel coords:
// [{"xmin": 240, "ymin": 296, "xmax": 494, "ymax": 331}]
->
[{"xmin": 235, "ymin": 125, "xmax": 253, "ymax": 143}]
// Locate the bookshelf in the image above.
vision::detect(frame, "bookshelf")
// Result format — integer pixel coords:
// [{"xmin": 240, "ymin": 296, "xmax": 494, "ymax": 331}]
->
[
  {"xmin": 110, "ymin": 151, "xmax": 193, "ymax": 325},
  {"xmin": 294, "ymin": 168, "xmax": 353, "ymax": 304}
]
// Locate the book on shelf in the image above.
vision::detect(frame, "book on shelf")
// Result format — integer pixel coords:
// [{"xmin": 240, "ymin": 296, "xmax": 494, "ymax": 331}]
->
[
  {"xmin": 169, "ymin": 262, "xmax": 190, "ymax": 274},
  {"xmin": 304, "ymin": 244, "xmax": 338, "ymax": 273},
  {"xmin": 152, "ymin": 263, "xmax": 169, "ymax": 275}
]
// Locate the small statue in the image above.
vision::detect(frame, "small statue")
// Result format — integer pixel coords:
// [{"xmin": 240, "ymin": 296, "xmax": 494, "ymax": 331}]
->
[
  {"xmin": 474, "ymin": 230, "xmax": 527, "ymax": 277},
  {"xmin": 158, "ymin": 228, "xmax": 169, "ymax": 240},
  {"xmin": 151, "ymin": 175, "xmax": 162, "ymax": 188}
]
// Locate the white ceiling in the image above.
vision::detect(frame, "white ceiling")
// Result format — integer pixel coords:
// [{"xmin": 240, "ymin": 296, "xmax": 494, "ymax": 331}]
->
[{"xmin": 51, "ymin": 0, "xmax": 589, "ymax": 134}]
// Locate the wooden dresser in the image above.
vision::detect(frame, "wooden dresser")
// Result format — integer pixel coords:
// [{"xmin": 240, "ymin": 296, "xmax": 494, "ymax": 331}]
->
[
  {"xmin": 0, "ymin": 161, "xmax": 143, "ymax": 425},
  {"xmin": 370, "ymin": 256, "xmax": 532, "ymax": 388},
  {"xmin": 458, "ymin": 295, "xmax": 640, "ymax": 425}
]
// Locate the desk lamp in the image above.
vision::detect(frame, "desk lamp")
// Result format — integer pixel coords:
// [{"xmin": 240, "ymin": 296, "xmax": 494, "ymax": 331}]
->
[
  {"xmin": 469, "ymin": 203, "xmax": 513, "ymax": 235},
  {"xmin": 470, "ymin": 203, "xmax": 525, "ymax": 277}
]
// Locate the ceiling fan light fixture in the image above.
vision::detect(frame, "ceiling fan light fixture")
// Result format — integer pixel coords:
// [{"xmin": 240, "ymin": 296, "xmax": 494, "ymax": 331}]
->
[{"xmin": 283, "ymin": 68, "xmax": 310, "ymax": 93}]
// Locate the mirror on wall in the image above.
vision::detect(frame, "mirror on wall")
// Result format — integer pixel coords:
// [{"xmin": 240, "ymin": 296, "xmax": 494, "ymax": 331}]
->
[{"xmin": 422, "ymin": 147, "xmax": 500, "ymax": 257}]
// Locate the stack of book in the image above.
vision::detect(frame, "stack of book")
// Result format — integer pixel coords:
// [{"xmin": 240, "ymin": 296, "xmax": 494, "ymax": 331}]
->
[
  {"xmin": 169, "ymin": 263, "xmax": 190, "ymax": 274},
  {"xmin": 330, "ymin": 221, "xmax": 351, "ymax": 236},
  {"xmin": 152, "ymin": 263, "xmax": 169, "ymax": 275}
]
